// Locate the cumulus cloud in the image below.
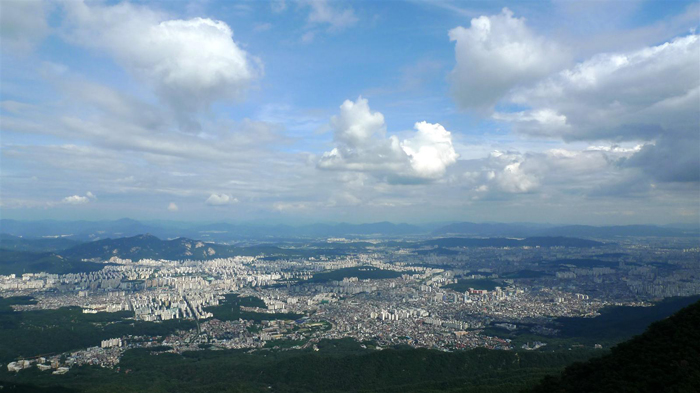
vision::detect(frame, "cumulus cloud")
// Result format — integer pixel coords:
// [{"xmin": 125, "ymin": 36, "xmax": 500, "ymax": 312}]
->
[
  {"xmin": 0, "ymin": 0, "xmax": 49, "ymax": 53},
  {"xmin": 624, "ymin": 136, "xmax": 700, "ymax": 183},
  {"xmin": 167, "ymin": 202, "xmax": 179, "ymax": 212},
  {"xmin": 449, "ymin": 8, "xmax": 568, "ymax": 111},
  {"xmin": 330, "ymin": 96, "xmax": 386, "ymax": 146},
  {"xmin": 465, "ymin": 151, "xmax": 540, "ymax": 195},
  {"xmin": 401, "ymin": 122, "xmax": 460, "ymax": 179},
  {"xmin": 61, "ymin": 1, "xmax": 262, "ymax": 129},
  {"xmin": 503, "ymin": 34, "xmax": 700, "ymax": 142},
  {"xmin": 61, "ymin": 192, "xmax": 96, "ymax": 205},
  {"xmin": 205, "ymin": 193, "xmax": 238, "ymax": 206},
  {"xmin": 461, "ymin": 146, "xmax": 653, "ymax": 198},
  {"xmin": 318, "ymin": 97, "xmax": 458, "ymax": 182},
  {"xmin": 494, "ymin": 34, "xmax": 700, "ymax": 185}
]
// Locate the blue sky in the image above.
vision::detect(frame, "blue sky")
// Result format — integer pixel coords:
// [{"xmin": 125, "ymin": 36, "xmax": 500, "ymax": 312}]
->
[{"xmin": 1, "ymin": 0, "xmax": 698, "ymax": 224}]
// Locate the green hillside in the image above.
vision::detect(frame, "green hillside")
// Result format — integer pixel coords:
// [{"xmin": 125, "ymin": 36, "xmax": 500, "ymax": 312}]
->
[{"xmin": 524, "ymin": 299, "xmax": 700, "ymax": 393}]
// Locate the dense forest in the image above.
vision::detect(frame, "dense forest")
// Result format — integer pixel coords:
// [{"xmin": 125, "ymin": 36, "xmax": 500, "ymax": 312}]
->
[
  {"xmin": 0, "ymin": 297, "xmax": 196, "ymax": 363},
  {"xmin": 524, "ymin": 299, "xmax": 700, "ymax": 393},
  {"xmin": 1, "ymin": 339, "xmax": 597, "ymax": 393}
]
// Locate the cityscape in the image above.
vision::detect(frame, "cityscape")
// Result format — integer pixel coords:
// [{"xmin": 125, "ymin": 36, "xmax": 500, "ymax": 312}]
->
[{"xmin": 1, "ymin": 229, "xmax": 698, "ymax": 380}]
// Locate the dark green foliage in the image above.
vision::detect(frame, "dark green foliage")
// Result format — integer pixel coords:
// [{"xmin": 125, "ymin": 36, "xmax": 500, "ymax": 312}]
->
[
  {"xmin": 0, "ymin": 296, "xmax": 37, "ymax": 311},
  {"xmin": 501, "ymin": 270, "xmax": 552, "ymax": 279},
  {"xmin": 525, "ymin": 299, "xmax": 700, "ymax": 393},
  {"xmin": 0, "ymin": 297, "xmax": 195, "ymax": 362},
  {"xmin": 553, "ymin": 296, "xmax": 700, "ymax": 345},
  {"xmin": 306, "ymin": 266, "xmax": 405, "ymax": 283},
  {"xmin": 0, "ymin": 234, "xmax": 82, "ymax": 253},
  {"xmin": 1, "ymin": 340, "xmax": 596, "ymax": 393},
  {"xmin": 487, "ymin": 296, "xmax": 700, "ymax": 350},
  {"xmin": 444, "ymin": 279, "xmax": 499, "ymax": 292},
  {"xmin": 204, "ymin": 294, "xmax": 302, "ymax": 322},
  {"xmin": 263, "ymin": 339, "xmax": 307, "ymax": 349},
  {"xmin": 0, "ymin": 380, "xmax": 79, "ymax": 392},
  {"xmin": 0, "ymin": 249, "xmax": 105, "ymax": 275},
  {"xmin": 544, "ymin": 259, "xmax": 619, "ymax": 268}
]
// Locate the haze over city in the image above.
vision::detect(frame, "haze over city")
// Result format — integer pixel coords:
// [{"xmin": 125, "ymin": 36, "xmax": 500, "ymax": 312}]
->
[{"xmin": 1, "ymin": 0, "xmax": 698, "ymax": 225}]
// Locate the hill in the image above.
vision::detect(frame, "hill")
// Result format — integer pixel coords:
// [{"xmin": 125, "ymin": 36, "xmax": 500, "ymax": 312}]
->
[
  {"xmin": 57, "ymin": 234, "xmax": 347, "ymax": 261},
  {"xmin": 525, "ymin": 299, "xmax": 700, "ymax": 393},
  {"xmin": 1, "ymin": 219, "xmax": 426, "ymax": 242},
  {"xmin": 433, "ymin": 222, "xmax": 699, "ymax": 238},
  {"xmin": 422, "ymin": 236, "xmax": 604, "ymax": 248},
  {"xmin": 0, "ymin": 234, "xmax": 82, "ymax": 253},
  {"xmin": 0, "ymin": 249, "xmax": 105, "ymax": 275},
  {"xmin": 59, "ymin": 234, "xmax": 237, "ymax": 261}
]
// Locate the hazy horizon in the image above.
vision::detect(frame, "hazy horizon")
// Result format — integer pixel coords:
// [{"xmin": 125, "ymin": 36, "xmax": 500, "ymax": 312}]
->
[{"xmin": 2, "ymin": 216, "xmax": 697, "ymax": 229}]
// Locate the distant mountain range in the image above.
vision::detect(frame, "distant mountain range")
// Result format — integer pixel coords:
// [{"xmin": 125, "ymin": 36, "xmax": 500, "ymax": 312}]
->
[
  {"xmin": 432, "ymin": 222, "xmax": 700, "ymax": 238},
  {"xmin": 1, "ymin": 233, "xmax": 608, "ymax": 263},
  {"xmin": 59, "ymin": 234, "xmax": 237, "ymax": 261},
  {"xmin": 1, "ymin": 219, "xmax": 698, "ymax": 242},
  {"xmin": 0, "ymin": 249, "xmax": 104, "ymax": 275},
  {"xmin": 423, "ymin": 236, "xmax": 603, "ymax": 248}
]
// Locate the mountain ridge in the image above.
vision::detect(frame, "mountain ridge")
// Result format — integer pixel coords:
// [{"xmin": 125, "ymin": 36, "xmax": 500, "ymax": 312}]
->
[{"xmin": 3, "ymin": 219, "xmax": 697, "ymax": 242}]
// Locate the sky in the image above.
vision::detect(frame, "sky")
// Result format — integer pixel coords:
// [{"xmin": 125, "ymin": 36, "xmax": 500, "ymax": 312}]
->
[{"xmin": 0, "ymin": 0, "xmax": 698, "ymax": 225}]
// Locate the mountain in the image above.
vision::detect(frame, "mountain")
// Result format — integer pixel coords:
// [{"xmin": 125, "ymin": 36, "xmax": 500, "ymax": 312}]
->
[
  {"xmin": 525, "ymin": 299, "xmax": 700, "ymax": 393},
  {"xmin": 4, "ymin": 219, "xmax": 697, "ymax": 243},
  {"xmin": 433, "ymin": 222, "xmax": 699, "ymax": 238},
  {"xmin": 422, "ymin": 236, "xmax": 605, "ymax": 248},
  {"xmin": 59, "ymin": 234, "xmax": 238, "ymax": 261},
  {"xmin": 0, "ymin": 249, "xmax": 104, "ymax": 275},
  {"xmin": 0, "ymin": 234, "xmax": 83, "ymax": 252},
  {"xmin": 1, "ymin": 219, "xmax": 426, "ymax": 242},
  {"xmin": 432, "ymin": 222, "xmax": 544, "ymax": 237},
  {"xmin": 537, "ymin": 224, "xmax": 698, "ymax": 238},
  {"xmin": 0, "ymin": 219, "xmax": 168, "ymax": 241}
]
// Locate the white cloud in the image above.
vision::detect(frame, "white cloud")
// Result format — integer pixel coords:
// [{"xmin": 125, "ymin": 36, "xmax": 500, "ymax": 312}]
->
[
  {"xmin": 318, "ymin": 97, "xmax": 458, "ymax": 182},
  {"xmin": 60, "ymin": 191, "xmax": 96, "ymax": 205},
  {"xmin": 304, "ymin": 0, "xmax": 358, "ymax": 32},
  {"xmin": 401, "ymin": 122, "xmax": 459, "ymax": 179},
  {"xmin": 62, "ymin": 195, "xmax": 89, "ymax": 205},
  {"xmin": 330, "ymin": 96, "xmax": 386, "ymax": 147},
  {"xmin": 474, "ymin": 151, "xmax": 541, "ymax": 194},
  {"xmin": 449, "ymin": 8, "xmax": 568, "ymax": 110},
  {"xmin": 460, "ymin": 144, "xmax": 666, "ymax": 199},
  {"xmin": 167, "ymin": 202, "xmax": 179, "ymax": 212},
  {"xmin": 496, "ymin": 34, "xmax": 700, "ymax": 184},
  {"xmin": 492, "ymin": 109, "xmax": 570, "ymax": 138},
  {"xmin": 61, "ymin": 1, "xmax": 262, "ymax": 129},
  {"xmin": 0, "ymin": 0, "xmax": 49, "ymax": 54},
  {"xmin": 504, "ymin": 34, "xmax": 700, "ymax": 141},
  {"xmin": 205, "ymin": 193, "xmax": 238, "ymax": 206}
]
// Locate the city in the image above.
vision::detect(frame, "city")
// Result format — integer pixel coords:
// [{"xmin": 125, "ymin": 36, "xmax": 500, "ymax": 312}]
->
[{"xmin": 2, "ymin": 232, "xmax": 698, "ymax": 377}]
